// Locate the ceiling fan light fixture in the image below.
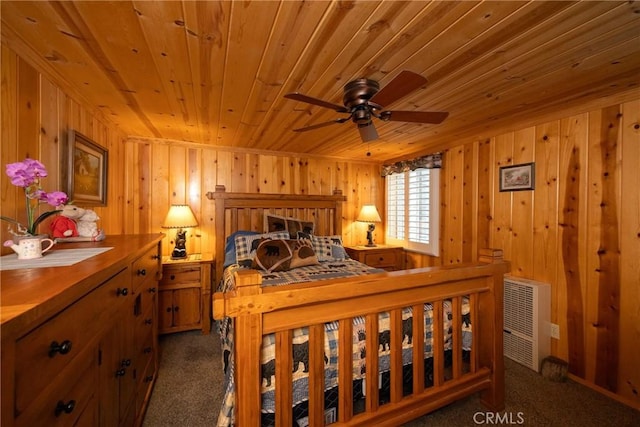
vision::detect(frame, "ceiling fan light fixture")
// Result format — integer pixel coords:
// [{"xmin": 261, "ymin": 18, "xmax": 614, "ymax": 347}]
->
[{"xmin": 353, "ymin": 106, "xmax": 371, "ymax": 124}]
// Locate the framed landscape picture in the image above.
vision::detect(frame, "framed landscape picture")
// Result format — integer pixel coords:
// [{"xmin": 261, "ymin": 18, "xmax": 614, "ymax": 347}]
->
[
  {"xmin": 499, "ymin": 162, "xmax": 535, "ymax": 192},
  {"xmin": 67, "ymin": 130, "xmax": 108, "ymax": 206}
]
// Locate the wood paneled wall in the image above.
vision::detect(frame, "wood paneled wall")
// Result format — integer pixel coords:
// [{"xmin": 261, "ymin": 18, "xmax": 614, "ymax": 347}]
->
[
  {"xmin": 2, "ymin": 42, "xmax": 638, "ymax": 408},
  {"xmin": 409, "ymin": 99, "xmax": 640, "ymax": 408},
  {"xmin": 122, "ymin": 138, "xmax": 383, "ymax": 257},
  {"xmin": 1, "ymin": 44, "xmax": 127, "ymax": 250}
]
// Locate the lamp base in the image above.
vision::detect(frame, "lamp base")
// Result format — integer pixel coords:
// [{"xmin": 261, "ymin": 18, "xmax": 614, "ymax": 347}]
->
[
  {"xmin": 170, "ymin": 248, "xmax": 187, "ymax": 259},
  {"xmin": 171, "ymin": 228, "xmax": 188, "ymax": 259},
  {"xmin": 365, "ymin": 223, "xmax": 376, "ymax": 247}
]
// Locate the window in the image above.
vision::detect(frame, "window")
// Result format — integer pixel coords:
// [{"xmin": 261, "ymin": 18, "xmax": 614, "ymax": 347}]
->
[{"xmin": 386, "ymin": 168, "xmax": 439, "ymax": 256}]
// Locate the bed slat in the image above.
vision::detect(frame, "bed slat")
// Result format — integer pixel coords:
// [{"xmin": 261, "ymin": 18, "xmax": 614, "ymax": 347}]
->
[{"xmin": 275, "ymin": 330, "xmax": 293, "ymax": 426}]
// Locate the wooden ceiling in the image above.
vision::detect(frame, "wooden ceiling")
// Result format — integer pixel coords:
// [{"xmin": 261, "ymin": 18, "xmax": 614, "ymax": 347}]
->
[{"xmin": 2, "ymin": 1, "xmax": 640, "ymax": 163}]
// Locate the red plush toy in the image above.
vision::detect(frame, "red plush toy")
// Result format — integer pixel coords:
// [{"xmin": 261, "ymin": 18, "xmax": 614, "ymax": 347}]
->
[
  {"xmin": 49, "ymin": 205, "xmax": 84, "ymax": 238},
  {"xmin": 50, "ymin": 216, "xmax": 79, "ymax": 238}
]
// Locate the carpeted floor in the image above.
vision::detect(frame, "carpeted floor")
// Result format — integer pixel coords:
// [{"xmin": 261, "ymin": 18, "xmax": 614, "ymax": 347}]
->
[{"xmin": 143, "ymin": 329, "xmax": 640, "ymax": 427}]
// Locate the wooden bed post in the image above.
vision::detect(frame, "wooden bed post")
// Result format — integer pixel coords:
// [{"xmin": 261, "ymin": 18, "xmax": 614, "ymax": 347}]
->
[
  {"xmin": 477, "ymin": 248, "xmax": 506, "ymax": 411},
  {"xmin": 233, "ymin": 270, "xmax": 264, "ymax": 425}
]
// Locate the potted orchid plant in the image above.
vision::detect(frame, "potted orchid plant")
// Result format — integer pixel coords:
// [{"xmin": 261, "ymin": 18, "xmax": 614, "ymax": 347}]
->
[{"xmin": 1, "ymin": 158, "xmax": 69, "ymax": 237}]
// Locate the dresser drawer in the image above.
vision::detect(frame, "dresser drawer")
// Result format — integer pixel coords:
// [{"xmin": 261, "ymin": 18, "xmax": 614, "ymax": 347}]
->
[
  {"xmin": 363, "ymin": 251, "xmax": 398, "ymax": 268},
  {"xmin": 16, "ymin": 345, "xmax": 97, "ymax": 427},
  {"xmin": 160, "ymin": 264, "xmax": 201, "ymax": 286},
  {"xmin": 14, "ymin": 268, "xmax": 130, "ymax": 413},
  {"xmin": 132, "ymin": 244, "xmax": 161, "ymax": 291}
]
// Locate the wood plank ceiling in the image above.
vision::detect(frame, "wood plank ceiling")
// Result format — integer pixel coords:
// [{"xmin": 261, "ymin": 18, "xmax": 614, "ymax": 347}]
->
[{"xmin": 2, "ymin": 1, "xmax": 639, "ymax": 163}]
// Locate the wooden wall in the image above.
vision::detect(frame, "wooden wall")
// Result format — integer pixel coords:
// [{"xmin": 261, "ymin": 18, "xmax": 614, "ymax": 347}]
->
[
  {"xmin": 121, "ymin": 138, "xmax": 383, "ymax": 258},
  {"xmin": 408, "ymin": 99, "xmax": 640, "ymax": 408},
  {"xmin": 2, "ymin": 42, "xmax": 639, "ymax": 408},
  {"xmin": 1, "ymin": 43, "xmax": 127, "ymax": 249}
]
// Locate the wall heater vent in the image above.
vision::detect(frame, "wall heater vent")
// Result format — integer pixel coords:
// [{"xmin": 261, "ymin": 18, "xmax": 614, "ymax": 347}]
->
[{"xmin": 503, "ymin": 275, "xmax": 550, "ymax": 372}]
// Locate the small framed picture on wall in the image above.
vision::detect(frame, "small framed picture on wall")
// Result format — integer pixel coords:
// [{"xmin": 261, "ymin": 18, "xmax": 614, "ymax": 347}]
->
[
  {"xmin": 67, "ymin": 130, "xmax": 108, "ymax": 206},
  {"xmin": 499, "ymin": 162, "xmax": 535, "ymax": 192}
]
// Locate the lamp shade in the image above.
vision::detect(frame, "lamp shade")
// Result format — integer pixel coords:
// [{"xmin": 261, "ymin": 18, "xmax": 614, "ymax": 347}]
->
[
  {"xmin": 357, "ymin": 205, "xmax": 381, "ymax": 223},
  {"xmin": 162, "ymin": 204, "xmax": 198, "ymax": 229}
]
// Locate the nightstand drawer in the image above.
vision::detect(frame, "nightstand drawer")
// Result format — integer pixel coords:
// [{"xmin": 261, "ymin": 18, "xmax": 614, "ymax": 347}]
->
[
  {"xmin": 364, "ymin": 251, "xmax": 398, "ymax": 267},
  {"xmin": 345, "ymin": 245, "xmax": 404, "ymax": 271},
  {"xmin": 160, "ymin": 265, "xmax": 201, "ymax": 285}
]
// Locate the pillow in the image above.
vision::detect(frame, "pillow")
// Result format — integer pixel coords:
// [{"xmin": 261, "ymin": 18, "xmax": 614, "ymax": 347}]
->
[
  {"xmin": 252, "ymin": 238, "xmax": 293, "ymax": 272},
  {"xmin": 264, "ymin": 213, "xmax": 315, "ymax": 238},
  {"xmin": 235, "ymin": 231, "xmax": 290, "ymax": 267},
  {"xmin": 252, "ymin": 238, "xmax": 319, "ymax": 272},
  {"xmin": 310, "ymin": 235, "xmax": 349, "ymax": 262},
  {"xmin": 224, "ymin": 230, "xmax": 259, "ymax": 268}
]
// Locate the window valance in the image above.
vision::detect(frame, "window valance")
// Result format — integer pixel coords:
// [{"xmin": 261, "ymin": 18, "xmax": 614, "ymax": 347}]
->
[{"xmin": 381, "ymin": 152, "xmax": 442, "ymax": 177}]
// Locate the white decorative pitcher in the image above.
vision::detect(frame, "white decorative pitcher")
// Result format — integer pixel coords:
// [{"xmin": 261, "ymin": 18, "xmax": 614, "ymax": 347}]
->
[{"xmin": 9, "ymin": 236, "xmax": 55, "ymax": 260}]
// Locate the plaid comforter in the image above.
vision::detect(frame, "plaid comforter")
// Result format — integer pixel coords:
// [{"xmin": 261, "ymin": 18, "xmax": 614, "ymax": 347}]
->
[{"xmin": 216, "ymin": 261, "xmax": 472, "ymax": 426}]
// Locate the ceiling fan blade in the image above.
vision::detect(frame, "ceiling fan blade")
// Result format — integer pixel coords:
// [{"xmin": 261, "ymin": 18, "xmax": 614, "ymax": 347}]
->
[
  {"xmin": 369, "ymin": 70, "xmax": 428, "ymax": 107},
  {"xmin": 293, "ymin": 117, "xmax": 350, "ymax": 132},
  {"xmin": 358, "ymin": 123, "xmax": 378, "ymax": 142},
  {"xmin": 284, "ymin": 92, "xmax": 349, "ymax": 113},
  {"xmin": 380, "ymin": 110, "xmax": 449, "ymax": 124}
]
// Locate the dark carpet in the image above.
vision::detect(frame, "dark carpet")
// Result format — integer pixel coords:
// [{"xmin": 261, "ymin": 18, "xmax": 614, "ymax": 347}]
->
[{"xmin": 143, "ymin": 329, "xmax": 639, "ymax": 426}]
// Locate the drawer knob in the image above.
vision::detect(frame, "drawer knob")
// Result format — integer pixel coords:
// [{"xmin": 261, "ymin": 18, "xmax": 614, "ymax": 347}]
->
[
  {"xmin": 116, "ymin": 287, "xmax": 128, "ymax": 296},
  {"xmin": 143, "ymin": 346, "xmax": 153, "ymax": 354},
  {"xmin": 121, "ymin": 358, "xmax": 131, "ymax": 367},
  {"xmin": 148, "ymin": 287, "xmax": 157, "ymax": 293},
  {"xmin": 115, "ymin": 368, "xmax": 126, "ymax": 377},
  {"xmin": 170, "ymin": 274, "xmax": 176, "ymax": 280},
  {"xmin": 137, "ymin": 269, "xmax": 147, "ymax": 276},
  {"xmin": 145, "ymin": 375, "xmax": 154, "ymax": 382},
  {"xmin": 49, "ymin": 340, "xmax": 72, "ymax": 358},
  {"xmin": 144, "ymin": 318, "xmax": 152, "ymax": 325},
  {"xmin": 55, "ymin": 400, "xmax": 76, "ymax": 417},
  {"xmin": 152, "ymin": 254, "xmax": 160, "ymax": 260}
]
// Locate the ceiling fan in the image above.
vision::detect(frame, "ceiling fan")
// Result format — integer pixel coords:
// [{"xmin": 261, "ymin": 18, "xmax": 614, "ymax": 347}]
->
[{"xmin": 284, "ymin": 70, "xmax": 448, "ymax": 142}]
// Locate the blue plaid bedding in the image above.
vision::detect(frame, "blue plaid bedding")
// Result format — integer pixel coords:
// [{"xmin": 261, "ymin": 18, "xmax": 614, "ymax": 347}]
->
[{"xmin": 215, "ymin": 261, "xmax": 472, "ymax": 426}]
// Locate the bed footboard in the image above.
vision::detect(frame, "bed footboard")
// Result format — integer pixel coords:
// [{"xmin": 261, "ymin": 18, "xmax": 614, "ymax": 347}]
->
[{"xmin": 213, "ymin": 249, "xmax": 508, "ymax": 426}]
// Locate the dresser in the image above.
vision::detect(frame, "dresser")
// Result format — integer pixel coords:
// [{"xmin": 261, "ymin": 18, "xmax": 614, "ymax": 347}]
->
[
  {"xmin": 0, "ymin": 234, "xmax": 163, "ymax": 427},
  {"xmin": 159, "ymin": 253, "xmax": 213, "ymax": 334},
  {"xmin": 345, "ymin": 244, "xmax": 405, "ymax": 271}
]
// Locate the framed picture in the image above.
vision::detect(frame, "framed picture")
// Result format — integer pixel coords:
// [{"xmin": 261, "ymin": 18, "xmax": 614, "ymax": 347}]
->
[
  {"xmin": 499, "ymin": 162, "xmax": 535, "ymax": 192},
  {"xmin": 67, "ymin": 130, "xmax": 108, "ymax": 206}
]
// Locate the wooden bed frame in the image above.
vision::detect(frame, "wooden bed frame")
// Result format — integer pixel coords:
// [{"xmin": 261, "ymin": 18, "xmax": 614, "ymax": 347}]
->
[{"xmin": 206, "ymin": 185, "xmax": 509, "ymax": 426}]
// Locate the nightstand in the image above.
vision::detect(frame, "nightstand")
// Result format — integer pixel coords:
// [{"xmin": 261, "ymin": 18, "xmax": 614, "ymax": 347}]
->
[
  {"xmin": 345, "ymin": 244, "xmax": 405, "ymax": 271},
  {"xmin": 159, "ymin": 253, "xmax": 213, "ymax": 334}
]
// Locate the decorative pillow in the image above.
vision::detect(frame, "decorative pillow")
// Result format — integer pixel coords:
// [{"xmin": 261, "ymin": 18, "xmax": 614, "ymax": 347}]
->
[
  {"xmin": 252, "ymin": 238, "xmax": 293, "ymax": 272},
  {"xmin": 235, "ymin": 231, "xmax": 290, "ymax": 267},
  {"xmin": 252, "ymin": 238, "xmax": 319, "ymax": 272},
  {"xmin": 310, "ymin": 235, "xmax": 348, "ymax": 262},
  {"xmin": 224, "ymin": 230, "xmax": 258, "ymax": 268},
  {"xmin": 264, "ymin": 213, "xmax": 315, "ymax": 238},
  {"xmin": 288, "ymin": 239, "xmax": 319, "ymax": 269}
]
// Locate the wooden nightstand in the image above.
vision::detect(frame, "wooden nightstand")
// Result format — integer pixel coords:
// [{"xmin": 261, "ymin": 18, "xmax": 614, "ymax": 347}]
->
[
  {"xmin": 345, "ymin": 244, "xmax": 405, "ymax": 271},
  {"xmin": 160, "ymin": 253, "xmax": 213, "ymax": 334}
]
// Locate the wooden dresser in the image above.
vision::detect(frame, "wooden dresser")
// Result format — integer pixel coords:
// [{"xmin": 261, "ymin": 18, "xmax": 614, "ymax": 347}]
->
[{"xmin": 0, "ymin": 234, "xmax": 163, "ymax": 427}]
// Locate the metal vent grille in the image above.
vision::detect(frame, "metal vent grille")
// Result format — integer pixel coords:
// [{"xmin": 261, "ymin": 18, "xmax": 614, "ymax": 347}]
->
[
  {"xmin": 503, "ymin": 276, "xmax": 550, "ymax": 372},
  {"xmin": 504, "ymin": 281, "xmax": 534, "ymax": 338}
]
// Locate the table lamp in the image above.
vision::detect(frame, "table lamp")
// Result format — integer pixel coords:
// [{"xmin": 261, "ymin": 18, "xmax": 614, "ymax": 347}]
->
[
  {"xmin": 162, "ymin": 204, "xmax": 198, "ymax": 259},
  {"xmin": 357, "ymin": 204, "xmax": 382, "ymax": 247}
]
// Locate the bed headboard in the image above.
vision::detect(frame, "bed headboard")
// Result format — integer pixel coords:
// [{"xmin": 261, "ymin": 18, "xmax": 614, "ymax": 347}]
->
[{"xmin": 205, "ymin": 185, "xmax": 347, "ymax": 283}]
